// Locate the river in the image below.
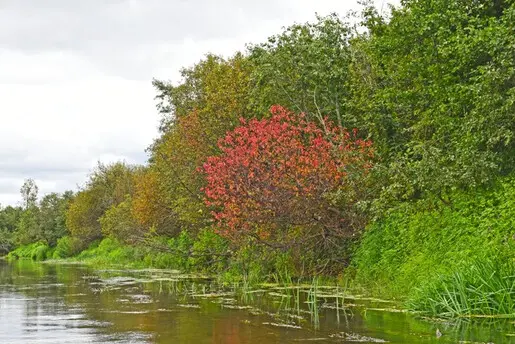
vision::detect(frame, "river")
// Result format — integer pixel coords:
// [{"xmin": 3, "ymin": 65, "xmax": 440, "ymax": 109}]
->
[{"xmin": 0, "ymin": 260, "xmax": 512, "ymax": 343}]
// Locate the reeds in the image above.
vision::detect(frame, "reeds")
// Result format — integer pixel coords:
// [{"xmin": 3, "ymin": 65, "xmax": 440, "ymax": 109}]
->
[{"xmin": 408, "ymin": 259, "xmax": 515, "ymax": 318}]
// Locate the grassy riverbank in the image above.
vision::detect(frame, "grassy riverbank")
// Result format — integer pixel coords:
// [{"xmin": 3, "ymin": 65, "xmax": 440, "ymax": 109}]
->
[
  {"xmin": 6, "ymin": 231, "xmax": 304, "ymax": 287},
  {"xmin": 353, "ymin": 176, "xmax": 515, "ymax": 318}
]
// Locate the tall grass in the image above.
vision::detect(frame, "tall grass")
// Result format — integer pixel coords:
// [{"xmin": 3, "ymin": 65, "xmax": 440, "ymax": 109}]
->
[
  {"xmin": 75, "ymin": 238, "xmax": 175, "ymax": 269},
  {"xmin": 352, "ymin": 174, "xmax": 515, "ymax": 318},
  {"xmin": 306, "ymin": 276, "xmax": 320, "ymax": 328},
  {"xmin": 408, "ymin": 259, "xmax": 515, "ymax": 318}
]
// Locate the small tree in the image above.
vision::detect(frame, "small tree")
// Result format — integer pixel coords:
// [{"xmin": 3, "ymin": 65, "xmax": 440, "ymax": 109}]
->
[
  {"xmin": 20, "ymin": 179, "xmax": 38, "ymax": 210},
  {"xmin": 38, "ymin": 191, "xmax": 73, "ymax": 246},
  {"xmin": 66, "ymin": 162, "xmax": 139, "ymax": 245}
]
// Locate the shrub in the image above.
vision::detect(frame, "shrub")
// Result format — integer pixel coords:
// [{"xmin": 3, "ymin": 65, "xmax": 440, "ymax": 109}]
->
[
  {"xmin": 53, "ymin": 236, "xmax": 82, "ymax": 259},
  {"xmin": 7, "ymin": 242, "xmax": 51, "ymax": 261},
  {"xmin": 203, "ymin": 105, "xmax": 373, "ymax": 275},
  {"xmin": 189, "ymin": 229, "xmax": 229, "ymax": 273}
]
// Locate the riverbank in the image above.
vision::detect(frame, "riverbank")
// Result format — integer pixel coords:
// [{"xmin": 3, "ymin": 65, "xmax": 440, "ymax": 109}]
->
[
  {"xmin": 353, "ymin": 175, "xmax": 515, "ymax": 318},
  {"xmin": 7, "ymin": 175, "xmax": 515, "ymax": 320}
]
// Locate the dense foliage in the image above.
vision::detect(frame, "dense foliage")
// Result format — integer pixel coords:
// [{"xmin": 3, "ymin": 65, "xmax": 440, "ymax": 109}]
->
[
  {"xmin": 66, "ymin": 162, "xmax": 139, "ymax": 245},
  {"xmin": 0, "ymin": 180, "xmax": 73, "ymax": 254},
  {"xmin": 351, "ymin": 0, "xmax": 515, "ymax": 207},
  {"xmin": 2, "ymin": 0, "xmax": 515, "ymax": 317},
  {"xmin": 203, "ymin": 105, "xmax": 372, "ymax": 273},
  {"xmin": 354, "ymin": 176, "xmax": 515, "ymax": 292}
]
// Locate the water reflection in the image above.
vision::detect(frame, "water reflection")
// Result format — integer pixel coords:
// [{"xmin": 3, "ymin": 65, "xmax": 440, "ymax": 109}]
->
[{"xmin": 0, "ymin": 260, "xmax": 512, "ymax": 343}]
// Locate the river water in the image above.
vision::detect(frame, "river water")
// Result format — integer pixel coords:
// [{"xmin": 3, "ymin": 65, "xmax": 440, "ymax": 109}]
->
[{"xmin": 0, "ymin": 260, "xmax": 513, "ymax": 343}]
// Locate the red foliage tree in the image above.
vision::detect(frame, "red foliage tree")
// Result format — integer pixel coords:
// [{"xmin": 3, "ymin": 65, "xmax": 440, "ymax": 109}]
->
[{"xmin": 202, "ymin": 105, "xmax": 373, "ymax": 248}]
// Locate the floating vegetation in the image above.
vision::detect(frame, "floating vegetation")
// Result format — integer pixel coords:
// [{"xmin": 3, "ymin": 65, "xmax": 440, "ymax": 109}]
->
[
  {"xmin": 128, "ymin": 294, "xmax": 153, "ymax": 304},
  {"xmin": 419, "ymin": 316, "xmax": 454, "ymax": 323},
  {"xmin": 222, "ymin": 304, "xmax": 253, "ymax": 310},
  {"xmin": 292, "ymin": 338, "xmax": 328, "ymax": 341},
  {"xmin": 248, "ymin": 308, "xmax": 264, "ymax": 316},
  {"xmin": 321, "ymin": 302, "xmax": 356, "ymax": 309},
  {"xmin": 242, "ymin": 289, "xmax": 267, "ymax": 294},
  {"xmin": 269, "ymin": 286, "xmax": 305, "ymax": 291},
  {"xmin": 191, "ymin": 292, "xmax": 234, "ymax": 298},
  {"xmin": 102, "ymin": 310, "xmax": 151, "ymax": 314},
  {"xmin": 262, "ymin": 322, "xmax": 302, "ymax": 329},
  {"xmin": 365, "ymin": 307, "xmax": 408, "ymax": 313},
  {"xmin": 286, "ymin": 314, "xmax": 305, "ymax": 321},
  {"xmin": 259, "ymin": 283, "xmax": 280, "ymax": 288},
  {"xmin": 329, "ymin": 332, "xmax": 389, "ymax": 343},
  {"xmin": 99, "ymin": 277, "xmax": 138, "ymax": 286},
  {"xmin": 177, "ymin": 303, "xmax": 201, "ymax": 309},
  {"xmin": 221, "ymin": 297, "xmax": 237, "ymax": 303},
  {"xmin": 91, "ymin": 287, "xmax": 121, "ymax": 294},
  {"xmin": 342, "ymin": 295, "xmax": 396, "ymax": 304},
  {"xmin": 268, "ymin": 292, "xmax": 290, "ymax": 298}
]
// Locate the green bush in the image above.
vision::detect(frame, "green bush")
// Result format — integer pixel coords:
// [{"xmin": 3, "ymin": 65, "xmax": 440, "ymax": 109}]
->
[
  {"xmin": 75, "ymin": 238, "xmax": 144, "ymax": 267},
  {"xmin": 353, "ymin": 175, "xmax": 515, "ymax": 305},
  {"xmin": 7, "ymin": 242, "xmax": 51, "ymax": 261},
  {"xmin": 75, "ymin": 237, "xmax": 192, "ymax": 270},
  {"xmin": 45, "ymin": 247, "xmax": 55, "ymax": 260},
  {"xmin": 33, "ymin": 244, "xmax": 49, "ymax": 261},
  {"xmin": 189, "ymin": 229, "xmax": 229, "ymax": 273},
  {"xmin": 53, "ymin": 236, "xmax": 82, "ymax": 259},
  {"xmin": 219, "ymin": 240, "xmax": 301, "ymax": 286}
]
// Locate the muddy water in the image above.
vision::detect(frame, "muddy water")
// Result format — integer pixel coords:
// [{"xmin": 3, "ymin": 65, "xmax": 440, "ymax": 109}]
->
[{"xmin": 0, "ymin": 260, "xmax": 513, "ymax": 343}]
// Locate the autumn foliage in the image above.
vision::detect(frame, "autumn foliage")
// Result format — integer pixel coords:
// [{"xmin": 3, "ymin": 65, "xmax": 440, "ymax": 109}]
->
[
  {"xmin": 131, "ymin": 169, "xmax": 172, "ymax": 234},
  {"xmin": 202, "ymin": 105, "xmax": 373, "ymax": 247}
]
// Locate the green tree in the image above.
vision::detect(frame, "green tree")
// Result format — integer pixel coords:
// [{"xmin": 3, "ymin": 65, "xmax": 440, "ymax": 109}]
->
[
  {"xmin": 20, "ymin": 178, "xmax": 38, "ymax": 210},
  {"xmin": 100, "ymin": 195, "xmax": 144, "ymax": 244},
  {"xmin": 248, "ymin": 14, "xmax": 352, "ymax": 129},
  {"xmin": 148, "ymin": 54, "xmax": 252, "ymax": 234},
  {"xmin": 15, "ymin": 206, "xmax": 40, "ymax": 245},
  {"xmin": 347, "ymin": 0, "xmax": 515, "ymax": 207},
  {"xmin": 0, "ymin": 205, "xmax": 22, "ymax": 233},
  {"xmin": 38, "ymin": 191, "xmax": 74, "ymax": 246},
  {"xmin": 66, "ymin": 162, "xmax": 140, "ymax": 245},
  {"xmin": 15, "ymin": 179, "xmax": 41, "ymax": 245},
  {"xmin": 0, "ymin": 205, "xmax": 22, "ymax": 253}
]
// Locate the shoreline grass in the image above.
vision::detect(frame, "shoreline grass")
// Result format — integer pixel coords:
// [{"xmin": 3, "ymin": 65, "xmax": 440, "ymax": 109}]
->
[{"xmin": 407, "ymin": 259, "xmax": 515, "ymax": 319}]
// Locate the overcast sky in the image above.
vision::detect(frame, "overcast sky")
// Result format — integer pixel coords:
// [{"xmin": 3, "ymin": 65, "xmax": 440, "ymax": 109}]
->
[{"xmin": 0, "ymin": 0, "xmax": 394, "ymax": 206}]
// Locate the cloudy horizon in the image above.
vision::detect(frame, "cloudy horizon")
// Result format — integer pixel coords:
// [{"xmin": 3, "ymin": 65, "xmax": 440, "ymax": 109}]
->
[{"xmin": 0, "ymin": 0, "xmax": 392, "ymax": 207}]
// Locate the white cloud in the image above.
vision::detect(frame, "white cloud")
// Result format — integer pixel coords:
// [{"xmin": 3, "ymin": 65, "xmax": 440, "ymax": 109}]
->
[
  {"xmin": 0, "ymin": 69, "xmax": 156, "ymax": 204},
  {"xmin": 0, "ymin": 0, "xmax": 398, "ymax": 205}
]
